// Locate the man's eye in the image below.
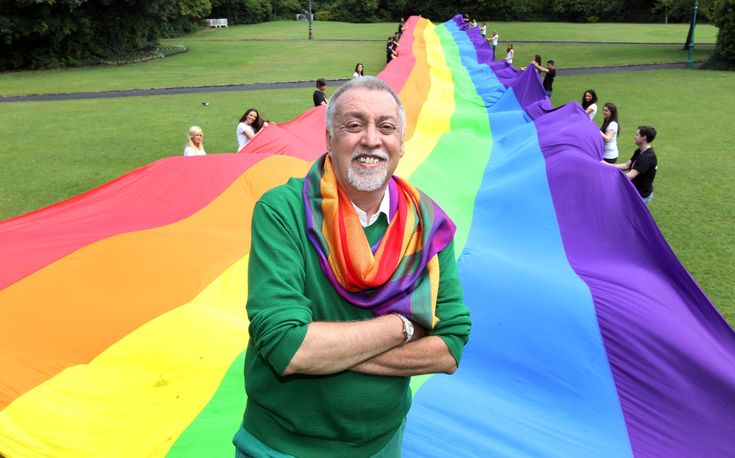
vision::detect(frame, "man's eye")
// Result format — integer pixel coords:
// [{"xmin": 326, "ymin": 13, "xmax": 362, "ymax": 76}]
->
[
  {"xmin": 379, "ymin": 124, "xmax": 398, "ymax": 134},
  {"xmin": 344, "ymin": 123, "xmax": 363, "ymax": 132}
]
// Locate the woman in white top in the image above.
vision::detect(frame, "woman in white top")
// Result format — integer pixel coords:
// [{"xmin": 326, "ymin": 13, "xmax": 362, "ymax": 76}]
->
[
  {"xmin": 236, "ymin": 108, "xmax": 268, "ymax": 152},
  {"xmin": 505, "ymin": 43, "xmax": 514, "ymax": 64},
  {"xmin": 183, "ymin": 126, "xmax": 206, "ymax": 156},
  {"xmin": 582, "ymin": 89, "xmax": 598, "ymax": 121},
  {"xmin": 600, "ymin": 102, "xmax": 620, "ymax": 163},
  {"xmin": 353, "ymin": 63, "xmax": 365, "ymax": 78}
]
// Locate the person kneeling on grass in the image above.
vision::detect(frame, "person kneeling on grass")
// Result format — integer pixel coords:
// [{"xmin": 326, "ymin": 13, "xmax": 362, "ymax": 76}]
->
[{"xmin": 605, "ymin": 125, "xmax": 658, "ymax": 205}]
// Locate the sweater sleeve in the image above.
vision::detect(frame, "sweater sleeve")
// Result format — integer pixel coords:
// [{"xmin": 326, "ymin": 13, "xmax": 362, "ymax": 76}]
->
[
  {"xmin": 431, "ymin": 240, "xmax": 471, "ymax": 366},
  {"xmin": 246, "ymin": 200, "xmax": 312, "ymax": 376}
]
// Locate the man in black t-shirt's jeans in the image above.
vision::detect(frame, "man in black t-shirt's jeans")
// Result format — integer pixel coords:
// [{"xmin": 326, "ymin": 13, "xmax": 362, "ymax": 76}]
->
[
  {"xmin": 313, "ymin": 79, "xmax": 328, "ymax": 107},
  {"xmin": 607, "ymin": 125, "xmax": 658, "ymax": 205}
]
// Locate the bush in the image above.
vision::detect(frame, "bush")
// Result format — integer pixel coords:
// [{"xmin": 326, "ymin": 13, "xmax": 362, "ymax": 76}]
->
[
  {"xmin": 314, "ymin": 10, "xmax": 334, "ymax": 21},
  {"xmin": 210, "ymin": 0, "xmax": 272, "ymax": 25},
  {"xmin": 706, "ymin": 0, "xmax": 735, "ymax": 67}
]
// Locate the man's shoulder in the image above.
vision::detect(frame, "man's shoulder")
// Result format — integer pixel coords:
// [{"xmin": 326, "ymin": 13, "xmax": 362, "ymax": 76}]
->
[{"xmin": 642, "ymin": 147, "xmax": 657, "ymax": 164}]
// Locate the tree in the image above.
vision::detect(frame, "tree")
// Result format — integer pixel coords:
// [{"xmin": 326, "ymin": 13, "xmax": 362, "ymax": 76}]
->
[
  {"xmin": 706, "ymin": 0, "xmax": 735, "ymax": 67},
  {"xmin": 0, "ymin": 0, "xmax": 212, "ymax": 70},
  {"xmin": 210, "ymin": 0, "xmax": 273, "ymax": 24},
  {"xmin": 653, "ymin": 0, "xmax": 715, "ymax": 23},
  {"xmin": 272, "ymin": 0, "xmax": 303, "ymax": 19}
]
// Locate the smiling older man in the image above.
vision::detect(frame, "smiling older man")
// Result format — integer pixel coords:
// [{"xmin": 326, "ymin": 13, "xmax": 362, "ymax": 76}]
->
[{"xmin": 233, "ymin": 76, "xmax": 471, "ymax": 457}]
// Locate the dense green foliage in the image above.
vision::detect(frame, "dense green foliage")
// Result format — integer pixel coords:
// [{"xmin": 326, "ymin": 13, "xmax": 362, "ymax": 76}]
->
[
  {"xmin": 654, "ymin": 0, "xmax": 715, "ymax": 23},
  {"xmin": 0, "ymin": 0, "xmax": 303, "ymax": 70},
  {"xmin": 706, "ymin": 0, "xmax": 735, "ymax": 67},
  {"xmin": 0, "ymin": 0, "xmax": 210, "ymax": 70},
  {"xmin": 211, "ymin": 0, "xmax": 271, "ymax": 24},
  {"xmin": 315, "ymin": 0, "xmax": 405, "ymax": 21}
]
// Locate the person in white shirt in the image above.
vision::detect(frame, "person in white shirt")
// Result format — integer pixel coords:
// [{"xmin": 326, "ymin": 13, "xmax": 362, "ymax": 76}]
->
[
  {"xmin": 236, "ymin": 108, "xmax": 269, "ymax": 152},
  {"xmin": 353, "ymin": 63, "xmax": 365, "ymax": 78},
  {"xmin": 505, "ymin": 43, "xmax": 514, "ymax": 64},
  {"xmin": 600, "ymin": 102, "xmax": 620, "ymax": 163},
  {"xmin": 481, "ymin": 23, "xmax": 487, "ymax": 39},
  {"xmin": 183, "ymin": 126, "xmax": 206, "ymax": 156},
  {"xmin": 582, "ymin": 89, "xmax": 598, "ymax": 121}
]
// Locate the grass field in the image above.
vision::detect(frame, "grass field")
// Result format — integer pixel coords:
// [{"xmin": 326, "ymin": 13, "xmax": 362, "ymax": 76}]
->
[
  {"xmin": 0, "ymin": 20, "xmax": 718, "ymax": 96},
  {"xmin": 510, "ymin": 43, "xmax": 714, "ymax": 69},
  {"xmin": 0, "ymin": 20, "xmax": 732, "ymax": 323},
  {"xmin": 478, "ymin": 21, "xmax": 718, "ymax": 43},
  {"xmin": 177, "ymin": 20, "xmax": 720, "ymax": 43}
]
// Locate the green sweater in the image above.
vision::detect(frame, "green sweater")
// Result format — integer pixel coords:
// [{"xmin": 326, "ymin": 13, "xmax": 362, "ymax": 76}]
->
[{"xmin": 240, "ymin": 177, "xmax": 471, "ymax": 457}]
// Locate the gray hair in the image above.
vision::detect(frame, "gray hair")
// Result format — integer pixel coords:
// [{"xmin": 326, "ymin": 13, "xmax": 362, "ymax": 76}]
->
[{"xmin": 325, "ymin": 76, "xmax": 406, "ymax": 140}]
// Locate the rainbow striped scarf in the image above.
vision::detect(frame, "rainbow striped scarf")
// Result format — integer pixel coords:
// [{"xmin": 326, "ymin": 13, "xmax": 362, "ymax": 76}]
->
[{"xmin": 303, "ymin": 154, "xmax": 456, "ymax": 329}]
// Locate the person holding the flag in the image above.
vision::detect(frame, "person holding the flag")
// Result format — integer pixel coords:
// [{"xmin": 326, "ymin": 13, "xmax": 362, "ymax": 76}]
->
[{"xmin": 233, "ymin": 76, "xmax": 471, "ymax": 457}]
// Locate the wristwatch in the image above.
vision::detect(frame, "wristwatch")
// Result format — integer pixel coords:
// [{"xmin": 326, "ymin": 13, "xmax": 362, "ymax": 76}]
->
[{"xmin": 395, "ymin": 314, "xmax": 414, "ymax": 344}]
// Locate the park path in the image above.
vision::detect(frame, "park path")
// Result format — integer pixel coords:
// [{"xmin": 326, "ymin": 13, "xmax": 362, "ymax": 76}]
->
[{"xmin": 1, "ymin": 62, "xmax": 702, "ymax": 103}]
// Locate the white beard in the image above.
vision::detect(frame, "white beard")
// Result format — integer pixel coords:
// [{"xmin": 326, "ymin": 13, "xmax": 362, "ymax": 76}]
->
[{"xmin": 347, "ymin": 149, "xmax": 389, "ymax": 192}]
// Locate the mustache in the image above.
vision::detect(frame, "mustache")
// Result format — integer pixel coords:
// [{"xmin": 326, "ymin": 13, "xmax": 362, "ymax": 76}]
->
[{"xmin": 350, "ymin": 148, "xmax": 389, "ymax": 161}]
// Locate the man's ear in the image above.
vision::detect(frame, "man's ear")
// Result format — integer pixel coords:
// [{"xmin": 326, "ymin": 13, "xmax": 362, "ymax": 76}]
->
[
  {"xmin": 400, "ymin": 142, "xmax": 405, "ymax": 158},
  {"xmin": 325, "ymin": 129, "xmax": 331, "ymax": 153}
]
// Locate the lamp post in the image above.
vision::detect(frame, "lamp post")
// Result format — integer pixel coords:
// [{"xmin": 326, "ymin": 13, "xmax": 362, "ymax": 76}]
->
[
  {"xmin": 687, "ymin": 0, "xmax": 699, "ymax": 68},
  {"xmin": 308, "ymin": 0, "xmax": 313, "ymax": 40}
]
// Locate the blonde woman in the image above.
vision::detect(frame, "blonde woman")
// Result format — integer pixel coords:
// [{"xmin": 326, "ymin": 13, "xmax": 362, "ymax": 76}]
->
[{"xmin": 184, "ymin": 126, "xmax": 206, "ymax": 156}]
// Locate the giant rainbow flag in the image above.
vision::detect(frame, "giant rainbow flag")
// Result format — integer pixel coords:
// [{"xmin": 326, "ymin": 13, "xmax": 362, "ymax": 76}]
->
[{"xmin": 1, "ymin": 15, "xmax": 734, "ymax": 457}]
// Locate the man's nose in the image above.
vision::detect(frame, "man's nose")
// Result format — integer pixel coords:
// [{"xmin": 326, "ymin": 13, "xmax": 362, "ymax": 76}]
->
[{"xmin": 361, "ymin": 123, "xmax": 381, "ymax": 148}]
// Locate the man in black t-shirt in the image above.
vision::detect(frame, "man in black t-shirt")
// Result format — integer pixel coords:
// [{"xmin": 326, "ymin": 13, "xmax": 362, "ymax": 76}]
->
[
  {"xmin": 313, "ymin": 79, "xmax": 328, "ymax": 107},
  {"xmin": 607, "ymin": 125, "xmax": 658, "ymax": 205},
  {"xmin": 533, "ymin": 59, "xmax": 556, "ymax": 98}
]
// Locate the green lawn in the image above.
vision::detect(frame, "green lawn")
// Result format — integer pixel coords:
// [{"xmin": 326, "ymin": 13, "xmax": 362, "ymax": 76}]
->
[
  {"xmin": 511, "ymin": 43, "xmax": 714, "ymax": 69},
  {"xmin": 0, "ymin": 88, "xmax": 315, "ymax": 219},
  {"xmin": 481, "ymin": 21, "xmax": 719, "ymax": 43},
  {"xmin": 189, "ymin": 20, "xmax": 719, "ymax": 43},
  {"xmin": 0, "ymin": 20, "xmax": 719, "ymax": 96},
  {"xmin": 188, "ymin": 19, "xmax": 397, "ymax": 40},
  {"xmin": 0, "ymin": 39, "xmax": 386, "ymax": 96}
]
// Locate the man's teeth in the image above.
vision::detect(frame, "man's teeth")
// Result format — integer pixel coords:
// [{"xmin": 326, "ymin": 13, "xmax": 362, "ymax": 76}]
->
[{"xmin": 358, "ymin": 156, "xmax": 381, "ymax": 164}]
